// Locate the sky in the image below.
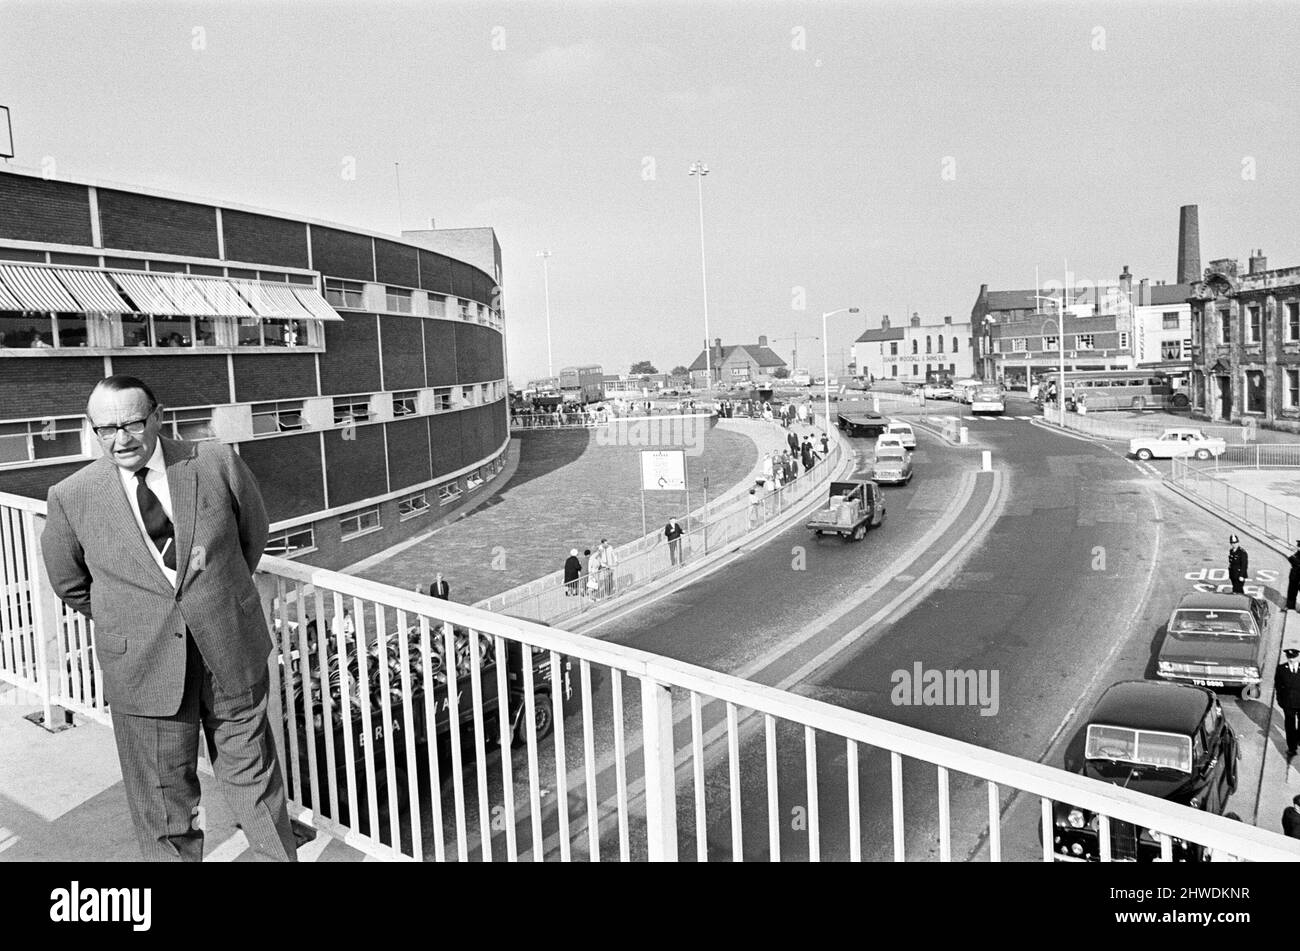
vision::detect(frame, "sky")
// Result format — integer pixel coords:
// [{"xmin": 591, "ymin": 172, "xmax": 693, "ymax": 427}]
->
[{"xmin": 2, "ymin": 0, "xmax": 1298, "ymax": 382}]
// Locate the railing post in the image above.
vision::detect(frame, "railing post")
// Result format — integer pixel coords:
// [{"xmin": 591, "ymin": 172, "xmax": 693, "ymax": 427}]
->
[
  {"xmin": 25, "ymin": 510, "xmax": 59, "ymax": 729},
  {"xmin": 639, "ymin": 674, "xmax": 679, "ymax": 861}
]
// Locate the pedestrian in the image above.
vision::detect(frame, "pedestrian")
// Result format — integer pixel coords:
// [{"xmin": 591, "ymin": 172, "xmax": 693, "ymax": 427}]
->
[
  {"xmin": 599, "ymin": 539, "xmax": 617, "ymax": 598},
  {"xmin": 1228, "ymin": 534, "xmax": 1249, "ymax": 595},
  {"xmin": 1276, "ymin": 648, "xmax": 1300, "ymax": 759},
  {"xmin": 563, "ymin": 548, "xmax": 582, "ymax": 596},
  {"xmin": 801, "ymin": 438, "xmax": 814, "ymax": 471},
  {"xmin": 430, "ymin": 571, "xmax": 450, "ymax": 600},
  {"xmin": 40, "ymin": 375, "xmax": 297, "ymax": 861},
  {"xmin": 787, "ymin": 430, "xmax": 799, "ymax": 454},
  {"xmin": 820, "ymin": 433, "xmax": 829, "ymax": 456},
  {"xmin": 664, "ymin": 517, "xmax": 684, "ymax": 566},
  {"xmin": 797, "ymin": 402, "xmax": 809, "ymax": 424},
  {"xmin": 761, "ymin": 452, "xmax": 774, "ymax": 483},
  {"xmin": 586, "ymin": 547, "xmax": 602, "ymax": 598},
  {"xmin": 579, "ymin": 548, "xmax": 593, "ymax": 597},
  {"xmin": 1286, "ymin": 540, "xmax": 1300, "ymax": 610},
  {"xmin": 1284, "ymin": 794, "xmax": 1300, "ymax": 839},
  {"xmin": 748, "ymin": 487, "xmax": 762, "ymax": 527}
]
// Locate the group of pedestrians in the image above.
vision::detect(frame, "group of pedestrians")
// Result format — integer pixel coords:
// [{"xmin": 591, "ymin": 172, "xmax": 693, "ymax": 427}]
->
[{"xmin": 562, "ymin": 539, "xmax": 619, "ymax": 599}]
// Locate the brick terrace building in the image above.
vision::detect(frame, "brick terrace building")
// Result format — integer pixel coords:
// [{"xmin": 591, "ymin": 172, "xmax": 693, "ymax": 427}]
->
[
  {"xmin": 687, "ymin": 336, "xmax": 786, "ymax": 388},
  {"xmin": 1189, "ymin": 250, "xmax": 1300, "ymax": 431},
  {"xmin": 852, "ymin": 313, "xmax": 974, "ymax": 383},
  {"xmin": 0, "ymin": 167, "xmax": 508, "ymax": 571}
]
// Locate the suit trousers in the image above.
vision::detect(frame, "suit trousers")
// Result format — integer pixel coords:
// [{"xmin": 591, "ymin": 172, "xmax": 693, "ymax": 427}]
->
[
  {"xmin": 1283, "ymin": 706, "xmax": 1300, "ymax": 755},
  {"xmin": 110, "ymin": 634, "xmax": 297, "ymax": 862}
]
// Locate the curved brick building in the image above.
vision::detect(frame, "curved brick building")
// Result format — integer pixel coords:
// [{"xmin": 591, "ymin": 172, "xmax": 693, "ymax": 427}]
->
[{"xmin": 0, "ymin": 167, "xmax": 508, "ymax": 570}]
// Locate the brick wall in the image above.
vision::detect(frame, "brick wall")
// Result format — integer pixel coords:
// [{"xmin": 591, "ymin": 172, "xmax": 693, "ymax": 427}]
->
[
  {"xmin": 0, "ymin": 460, "xmax": 90, "ymax": 501},
  {"xmin": 237, "ymin": 433, "xmax": 325, "ymax": 521},
  {"xmin": 222, "ymin": 209, "xmax": 310, "ymax": 269},
  {"xmin": 0, "ymin": 174, "xmax": 93, "ymax": 245},
  {"xmin": 424, "ymin": 320, "xmax": 458, "ymax": 386},
  {"xmin": 97, "ymin": 189, "xmax": 219, "ymax": 258},
  {"xmin": 455, "ymin": 322, "xmax": 494, "ymax": 381},
  {"xmin": 428, "ymin": 413, "xmax": 464, "ymax": 475},
  {"xmin": 111, "ymin": 354, "xmax": 229, "ymax": 407},
  {"xmin": 378, "ymin": 316, "xmax": 425, "ymax": 390},
  {"xmin": 385, "ymin": 416, "xmax": 433, "ymax": 489},
  {"xmin": 451, "ymin": 260, "xmax": 477, "ymax": 301},
  {"xmin": 310, "ymin": 225, "xmax": 374, "ymax": 282},
  {"xmin": 319, "ymin": 313, "xmax": 381, "ymax": 395},
  {"xmin": 418, "ymin": 250, "xmax": 453, "ymax": 297},
  {"xmin": 374, "ymin": 239, "xmax": 419, "ymax": 288},
  {"xmin": 2, "ymin": 357, "xmax": 105, "ymax": 417},
  {"xmin": 322, "ymin": 423, "xmax": 387, "ymax": 506},
  {"xmin": 232, "ymin": 353, "xmax": 318, "ymax": 403}
]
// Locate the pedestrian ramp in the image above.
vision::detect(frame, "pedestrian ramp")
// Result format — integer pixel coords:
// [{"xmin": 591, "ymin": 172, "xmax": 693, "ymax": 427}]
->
[{"xmin": 926, "ymin": 415, "xmax": 1038, "ymax": 423}]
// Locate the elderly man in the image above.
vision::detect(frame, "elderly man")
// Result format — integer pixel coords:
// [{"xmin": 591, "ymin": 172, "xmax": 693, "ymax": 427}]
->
[{"xmin": 41, "ymin": 375, "xmax": 297, "ymax": 862}]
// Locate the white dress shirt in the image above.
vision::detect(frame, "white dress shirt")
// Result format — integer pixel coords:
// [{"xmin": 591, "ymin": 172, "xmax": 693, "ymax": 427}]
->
[{"xmin": 118, "ymin": 441, "xmax": 178, "ymax": 588}]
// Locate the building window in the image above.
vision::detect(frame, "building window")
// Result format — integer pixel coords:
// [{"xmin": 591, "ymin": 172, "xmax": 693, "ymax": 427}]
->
[
  {"xmin": 1076, "ymin": 334, "xmax": 1095, "ymax": 350},
  {"xmin": 385, "ymin": 287, "xmax": 413, "ymax": 313},
  {"xmin": 911, "ymin": 340, "xmax": 918, "ymax": 355},
  {"xmin": 890, "ymin": 365, "xmax": 898, "ymax": 378},
  {"xmin": 163, "ymin": 407, "xmax": 216, "ymax": 442},
  {"xmin": 1162, "ymin": 312, "xmax": 1180, "ymax": 330},
  {"xmin": 911, "ymin": 364, "xmax": 918, "ymax": 376},
  {"xmin": 925, "ymin": 336, "xmax": 932, "ymax": 354},
  {"xmin": 333, "ymin": 396, "xmax": 371, "ymax": 425},
  {"xmin": 1011, "ymin": 338, "xmax": 1026, "ymax": 352},
  {"xmin": 889, "ymin": 342, "xmax": 898, "ymax": 356},
  {"xmin": 1246, "ymin": 369, "xmax": 1265, "ymax": 414},
  {"xmin": 392, "ymin": 391, "xmax": 418, "ymax": 416},
  {"xmin": 1221, "ymin": 310, "xmax": 1231, "ymax": 345},
  {"xmin": 459, "ymin": 302, "xmax": 471, "ymax": 321},
  {"xmin": 466, "ymin": 470, "xmax": 485, "ymax": 491},
  {"xmin": 1044, "ymin": 336, "xmax": 1058, "ymax": 350},
  {"xmin": 1161, "ymin": 340, "xmax": 1182, "ymax": 360},
  {"xmin": 265, "ymin": 527, "xmax": 316, "ymax": 558},
  {"xmin": 432, "ymin": 387, "xmax": 452, "ymax": 412},
  {"xmin": 251, "ymin": 401, "xmax": 305, "ymax": 435},
  {"xmin": 438, "ymin": 482, "xmax": 462, "ymax": 506},
  {"xmin": 1248, "ymin": 305, "xmax": 1261, "ymax": 344},
  {"xmin": 1288, "ymin": 302, "xmax": 1300, "ymax": 343},
  {"xmin": 0, "ymin": 417, "xmax": 85, "ymax": 467},
  {"xmin": 937, "ymin": 336, "xmax": 944, "ymax": 353},
  {"xmin": 429, "ymin": 296, "xmax": 446, "ymax": 319},
  {"xmin": 952, "ymin": 337, "xmax": 958, "ymax": 353},
  {"xmin": 339, "ymin": 507, "xmax": 381, "ymax": 540},
  {"xmin": 324, "ymin": 279, "xmax": 364, "ymax": 308},
  {"xmin": 1287, "ymin": 369, "xmax": 1300, "ymax": 410},
  {"xmin": 1119, "ymin": 332, "xmax": 1130, "ymax": 350},
  {"xmin": 397, "ymin": 492, "xmax": 429, "ymax": 520}
]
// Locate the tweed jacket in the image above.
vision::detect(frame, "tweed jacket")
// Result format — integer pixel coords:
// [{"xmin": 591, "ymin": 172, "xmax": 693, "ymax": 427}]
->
[{"xmin": 41, "ymin": 437, "xmax": 272, "ymax": 716}]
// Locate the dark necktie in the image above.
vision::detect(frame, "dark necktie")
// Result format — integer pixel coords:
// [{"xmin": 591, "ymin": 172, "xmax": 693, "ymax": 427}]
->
[{"xmin": 135, "ymin": 469, "xmax": 176, "ymax": 570}]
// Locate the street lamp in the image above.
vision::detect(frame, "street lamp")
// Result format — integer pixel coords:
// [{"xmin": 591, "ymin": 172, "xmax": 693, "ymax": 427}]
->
[
  {"xmin": 538, "ymin": 250, "xmax": 554, "ymax": 379},
  {"xmin": 821, "ymin": 307, "xmax": 861, "ymax": 431},
  {"xmin": 688, "ymin": 161, "xmax": 711, "ymax": 388},
  {"xmin": 1028, "ymin": 294, "xmax": 1067, "ymax": 425}
]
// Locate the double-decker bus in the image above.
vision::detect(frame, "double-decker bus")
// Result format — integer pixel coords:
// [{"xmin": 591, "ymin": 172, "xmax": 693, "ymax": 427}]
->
[{"xmin": 1041, "ymin": 370, "xmax": 1184, "ymax": 411}]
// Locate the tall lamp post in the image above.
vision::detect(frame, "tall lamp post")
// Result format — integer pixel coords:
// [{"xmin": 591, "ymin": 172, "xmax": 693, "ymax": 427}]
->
[
  {"xmin": 688, "ymin": 161, "xmax": 711, "ymax": 388},
  {"xmin": 821, "ymin": 306, "xmax": 861, "ymax": 431},
  {"xmin": 538, "ymin": 250, "xmax": 554, "ymax": 379},
  {"xmin": 1029, "ymin": 294, "xmax": 1067, "ymax": 426}
]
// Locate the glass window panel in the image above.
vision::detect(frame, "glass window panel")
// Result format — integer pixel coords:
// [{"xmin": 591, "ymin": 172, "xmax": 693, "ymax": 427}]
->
[
  {"xmin": 32, "ymin": 429, "xmax": 81, "ymax": 460},
  {"xmin": 55, "ymin": 314, "xmax": 90, "ymax": 348},
  {"xmin": 0, "ymin": 314, "xmax": 52, "ymax": 349},
  {"xmin": 121, "ymin": 313, "xmax": 153, "ymax": 347},
  {"xmin": 263, "ymin": 318, "xmax": 301, "ymax": 347},
  {"xmin": 154, "ymin": 316, "xmax": 194, "ymax": 348},
  {"xmin": 194, "ymin": 319, "xmax": 218, "ymax": 347},
  {"xmin": 0, "ymin": 432, "xmax": 30, "ymax": 464},
  {"xmin": 237, "ymin": 318, "xmax": 263, "ymax": 347}
]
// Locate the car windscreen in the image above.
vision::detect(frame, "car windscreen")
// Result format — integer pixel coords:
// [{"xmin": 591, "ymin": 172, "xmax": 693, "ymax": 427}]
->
[
  {"xmin": 1085, "ymin": 724, "xmax": 1192, "ymax": 772},
  {"xmin": 1169, "ymin": 610, "xmax": 1254, "ymax": 637},
  {"xmin": 875, "ymin": 448, "xmax": 906, "ymax": 460},
  {"xmin": 974, "ymin": 388, "xmax": 1000, "ymax": 398}
]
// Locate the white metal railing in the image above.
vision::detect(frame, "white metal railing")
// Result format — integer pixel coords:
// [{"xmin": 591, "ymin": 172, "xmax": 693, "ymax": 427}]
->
[
  {"xmin": 4, "ymin": 488, "xmax": 1300, "ymax": 862},
  {"xmin": 1167, "ymin": 454, "xmax": 1300, "ymax": 546},
  {"xmin": 477, "ymin": 440, "xmax": 842, "ymax": 624}
]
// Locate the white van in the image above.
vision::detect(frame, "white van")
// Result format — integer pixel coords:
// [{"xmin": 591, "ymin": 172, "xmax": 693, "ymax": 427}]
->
[{"xmin": 885, "ymin": 420, "xmax": 916, "ymax": 448}]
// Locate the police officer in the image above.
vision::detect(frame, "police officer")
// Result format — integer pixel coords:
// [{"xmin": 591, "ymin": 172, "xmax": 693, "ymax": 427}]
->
[
  {"xmin": 1287, "ymin": 540, "xmax": 1300, "ymax": 611},
  {"xmin": 1276, "ymin": 648, "xmax": 1300, "ymax": 759},
  {"xmin": 1228, "ymin": 534, "xmax": 1249, "ymax": 595}
]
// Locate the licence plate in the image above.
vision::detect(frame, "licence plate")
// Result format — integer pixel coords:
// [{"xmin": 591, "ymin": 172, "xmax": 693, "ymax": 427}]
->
[{"xmin": 1192, "ymin": 679, "xmax": 1225, "ymax": 687}]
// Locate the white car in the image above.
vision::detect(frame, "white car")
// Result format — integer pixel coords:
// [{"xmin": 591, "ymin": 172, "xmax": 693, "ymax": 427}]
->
[
  {"xmin": 1128, "ymin": 428, "xmax": 1227, "ymax": 461},
  {"xmin": 885, "ymin": 420, "xmax": 916, "ymax": 448},
  {"xmin": 922, "ymin": 383, "xmax": 953, "ymax": 400},
  {"xmin": 875, "ymin": 434, "xmax": 908, "ymax": 453}
]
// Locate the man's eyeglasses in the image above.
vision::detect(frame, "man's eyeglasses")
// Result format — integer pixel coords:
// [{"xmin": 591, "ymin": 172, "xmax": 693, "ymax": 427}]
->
[{"xmin": 91, "ymin": 416, "xmax": 153, "ymax": 440}]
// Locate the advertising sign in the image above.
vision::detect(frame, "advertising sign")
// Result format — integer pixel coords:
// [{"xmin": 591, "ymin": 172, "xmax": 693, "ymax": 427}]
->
[{"xmin": 640, "ymin": 450, "xmax": 686, "ymax": 491}]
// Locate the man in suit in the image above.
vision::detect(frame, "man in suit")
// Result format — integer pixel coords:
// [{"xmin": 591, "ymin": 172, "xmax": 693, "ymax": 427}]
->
[
  {"xmin": 1228, "ymin": 534, "xmax": 1249, "ymax": 595},
  {"xmin": 41, "ymin": 375, "xmax": 297, "ymax": 862},
  {"xmin": 1286, "ymin": 541, "xmax": 1300, "ymax": 611},
  {"xmin": 1276, "ymin": 648, "xmax": 1300, "ymax": 759},
  {"xmin": 1284, "ymin": 795, "xmax": 1300, "ymax": 839},
  {"xmin": 664, "ymin": 517, "xmax": 684, "ymax": 566},
  {"xmin": 430, "ymin": 572, "xmax": 450, "ymax": 600}
]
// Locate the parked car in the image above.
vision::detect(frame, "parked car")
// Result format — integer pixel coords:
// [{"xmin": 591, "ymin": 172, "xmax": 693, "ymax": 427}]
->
[
  {"xmin": 1050, "ymin": 680, "xmax": 1238, "ymax": 862},
  {"xmin": 806, "ymin": 479, "xmax": 885, "ymax": 541},
  {"xmin": 885, "ymin": 420, "xmax": 916, "ymax": 448},
  {"xmin": 1129, "ymin": 428, "xmax": 1227, "ymax": 461},
  {"xmin": 922, "ymin": 383, "xmax": 953, "ymax": 400},
  {"xmin": 1156, "ymin": 592, "xmax": 1268, "ymax": 700},
  {"xmin": 871, "ymin": 442, "xmax": 913, "ymax": 485},
  {"xmin": 874, "ymin": 433, "xmax": 907, "ymax": 453}
]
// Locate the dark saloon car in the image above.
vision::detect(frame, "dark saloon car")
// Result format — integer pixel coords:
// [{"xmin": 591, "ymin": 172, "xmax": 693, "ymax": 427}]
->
[
  {"xmin": 1156, "ymin": 592, "xmax": 1269, "ymax": 700},
  {"xmin": 1051, "ymin": 681, "xmax": 1237, "ymax": 862}
]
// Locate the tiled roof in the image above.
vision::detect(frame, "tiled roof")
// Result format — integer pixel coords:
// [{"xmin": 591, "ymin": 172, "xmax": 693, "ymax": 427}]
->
[
  {"xmin": 1149, "ymin": 283, "xmax": 1193, "ymax": 305},
  {"xmin": 855, "ymin": 327, "xmax": 906, "ymax": 342},
  {"xmin": 687, "ymin": 343, "xmax": 787, "ymax": 371}
]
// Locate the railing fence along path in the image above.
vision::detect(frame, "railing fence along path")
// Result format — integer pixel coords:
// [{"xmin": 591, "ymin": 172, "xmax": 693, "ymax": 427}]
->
[
  {"xmin": 1167, "ymin": 451, "xmax": 1300, "ymax": 547},
  {"xmin": 3, "ymin": 483, "xmax": 1300, "ymax": 862}
]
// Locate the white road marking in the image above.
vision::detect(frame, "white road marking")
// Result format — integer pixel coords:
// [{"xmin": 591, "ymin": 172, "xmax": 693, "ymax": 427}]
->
[{"xmin": 0, "ymin": 827, "xmax": 18, "ymax": 854}]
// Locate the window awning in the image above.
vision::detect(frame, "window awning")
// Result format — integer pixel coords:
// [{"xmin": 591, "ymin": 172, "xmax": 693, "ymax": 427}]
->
[
  {"xmin": 292, "ymin": 287, "xmax": 345, "ymax": 322},
  {"xmin": 190, "ymin": 278, "xmax": 257, "ymax": 319},
  {"xmin": 263, "ymin": 283, "xmax": 316, "ymax": 321},
  {"xmin": 152, "ymin": 275, "xmax": 223, "ymax": 317},
  {"xmin": 54, "ymin": 268, "xmax": 130, "ymax": 312},
  {"xmin": 0, "ymin": 264, "xmax": 80, "ymax": 312},
  {"xmin": 110, "ymin": 272, "xmax": 187, "ymax": 316},
  {"xmin": 0, "ymin": 276, "xmax": 23, "ymax": 310}
]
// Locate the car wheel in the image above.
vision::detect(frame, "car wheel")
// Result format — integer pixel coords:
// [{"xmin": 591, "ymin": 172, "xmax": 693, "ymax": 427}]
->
[
  {"xmin": 1136, "ymin": 448, "xmax": 1153, "ymax": 461},
  {"xmin": 1194, "ymin": 449, "xmax": 1211, "ymax": 460},
  {"xmin": 514, "ymin": 691, "xmax": 555, "ymax": 745},
  {"xmin": 852, "ymin": 524, "xmax": 866, "ymax": 542},
  {"xmin": 1241, "ymin": 683, "xmax": 1261, "ymax": 701},
  {"xmin": 1172, "ymin": 393, "xmax": 1190, "ymax": 408}
]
